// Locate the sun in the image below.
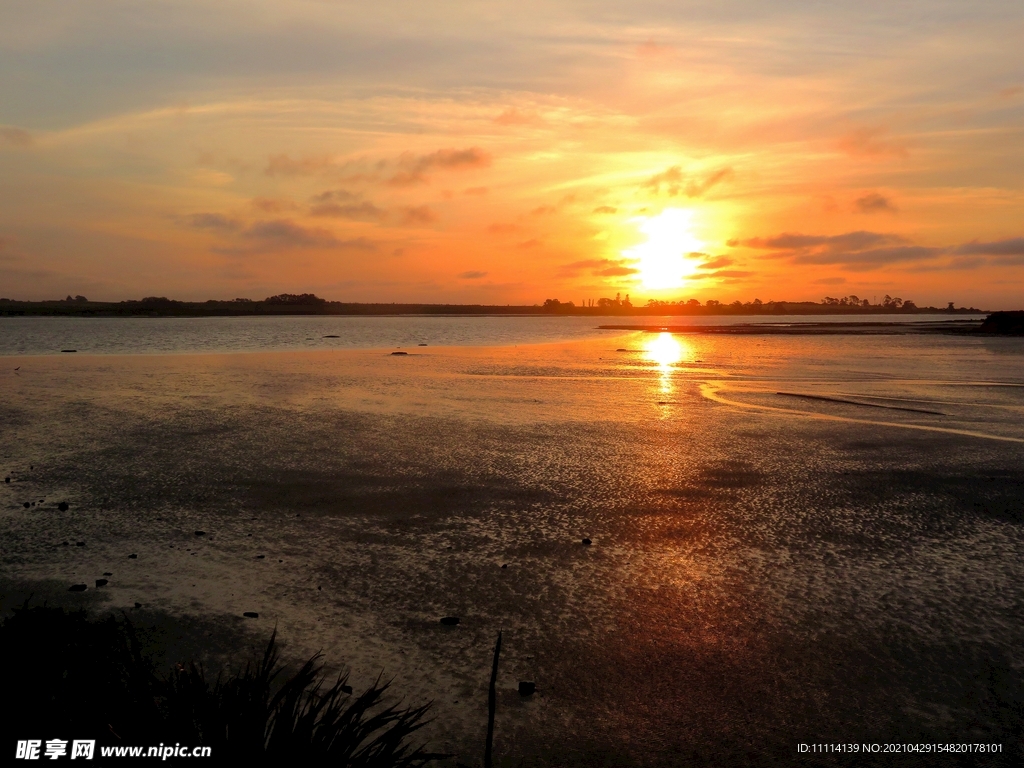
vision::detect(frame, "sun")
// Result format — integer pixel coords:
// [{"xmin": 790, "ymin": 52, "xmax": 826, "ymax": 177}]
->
[{"xmin": 623, "ymin": 209, "xmax": 704, "ymax": 290}]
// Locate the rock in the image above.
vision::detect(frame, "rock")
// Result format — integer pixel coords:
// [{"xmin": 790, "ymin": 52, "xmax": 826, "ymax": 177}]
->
[
  {"xmin": 134, "ymin": 602, "xmax": 142, "ymax": 608},
  {"xmin": 62, "ymin": 541, "xmax": 69, "ymax": 546},
  {"xmin": 103, "ymin": 572, "xmax": 112, "ymax": 576},
  {"xmin": 518, "ymin": 681, "xmax": 536, "ymax": 696},
  {"xmin": 243, "ymin": 611, "xmax": 259, "ymax": 619},
  {"xmin": 391, "ymin": 351, "xmax": 408, "ymax": 356},
  {"xmin": 4, "ymin": 477, "xmax": 9, "ymax": 483},
  {"xmin": 128, "ymin": 553, "xmax": 137, "ymax": 559},
  {"xmin": 616, "ymin": 348, "xmax": 628, "ymax": 352},
  {"xmin": 341, "ymin": 684, "xmax": 353, "ymax": 694},
  {"xmin": 58, "ymin": 502, "xmax": 69, "ymax": 511},
  {"xmin": 76, "ymin": 541, "xmax": 85, "ymax": 547},
  {"xmin": 95, "ymin": 579, "xmax": 108, "ymax": 587},
  {"xmin": 23, "ymin": 502, "xmax": 30, "ymax": 508},
  {"xmin": 501, "ymin": 564, "xmax": 508, "ymax": 569},
  {"xmin": 439, "ymin": 616, "xmax": 461, "ymax": 626},
  {"xmin": 194, "ymin": 530, "xmax": 205, "ymax": 536},
  {"xmin": 581, "ymin": 538, "xmax": 592, "ymax": 546},
  {"xmin": 61, "ymin": 349, "xmax": 77, "ymax": 353},
  {"xmin": 68, "ymin": 584, "xmax": 87, "ymax": 592},
  {"xmin": 317, "ymin": 586, "xmax": 322, "ymax": 591},
  {"xmin": 323, "ymin": 335, "xmax": 340, "ymax": 338},
  {"xmin": 256, "ymin": 555, "xmax": 265, "ymax": 559},
  {"xmin": 418, "ymin": 343, "xmax": 427, "ymax": 346}
]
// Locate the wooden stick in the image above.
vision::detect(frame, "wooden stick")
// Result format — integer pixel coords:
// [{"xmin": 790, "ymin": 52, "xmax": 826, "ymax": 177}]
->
[{"xmin": 485, "ymin": 629, "xmax": 502, "ymax": 768}]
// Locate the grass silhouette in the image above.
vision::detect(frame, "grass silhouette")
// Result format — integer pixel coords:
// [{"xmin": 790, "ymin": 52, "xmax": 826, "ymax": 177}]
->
[{"xmin": 1, "ymin": 603, "xmax": 444, "ymax": 766}]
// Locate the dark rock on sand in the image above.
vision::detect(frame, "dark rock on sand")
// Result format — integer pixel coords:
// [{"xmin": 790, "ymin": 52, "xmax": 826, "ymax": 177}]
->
[
  {"xmin": 194, "ymin": 530, "xmax": 206, "ymax": 536},
  {"xmin": 341, "ymin": 684, "xmax": 353, "ymax": 694},
  {"xmin": 58, "ymin": 502, "xmax": 69, "ymax": 511},
  {"xmin": 61, "ymin": 349, "xmax": 77, "ymax": 353},
  {"xmin": 256, "ymin": 555, "xmax": 265, "ymax": 559},
  {"xmin": 322, "ymin": 335, "xmax": 340, "ymax": 338},
  {"xmin": 134, "ymin": 602, "xmax": 142, "ymax": 608},
  {"xmin": 68, "ymin": 584, "xmax": 87, "ymax": 592},
  {"xmin": 23, "ymin": 502, "xmax": 30, "ymax": 508},
  {"xmin": 391, "ymin": 351, "xmax": 408, "ymax": 356},
  {"xmin": 95, "ymin": 579, "xmax": 108, "ymax": 587},
  {"xmin": 582, "ymin": 538, "xmax": 592, "ymax": 546},
  {"xmin": 128, "ymin": 553, "xmax": 137, "ymax": 559},
  {"xmin": 76, "ymin": 541, "xmax": 85, "ymax": 547},
  {"xmin": 243, "ymin": 611, "xmax": 259, "ymax": 619},
  {"xmin": 518, "ymin": 681, "xmax": 536, "ymax": 696},
  {"xmin": 440, "ymin": 616, "xmax": 460, "ymax": 626},
  {"xmin": 980, "ymin": 311, "xmax": 1024, "ymax": 335},
  {"xmin": 4, "ymin": 477, "xmax": 9, "ymax": 483},
  {"xmin": 103, "ymin": 572, "xmax": 112, "ymax": 576}
]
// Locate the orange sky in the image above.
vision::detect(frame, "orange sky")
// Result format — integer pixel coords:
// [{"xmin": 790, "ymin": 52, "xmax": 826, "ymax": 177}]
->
[{"xmin": 1, "ymin": 1, "xmax": 1022, "ymax": 307}]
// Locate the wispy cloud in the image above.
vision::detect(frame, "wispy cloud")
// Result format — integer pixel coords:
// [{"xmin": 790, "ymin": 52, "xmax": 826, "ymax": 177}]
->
[
  {"xmin": 0, "ymin": 126, "xmax": 33, "ymax": 147},
  {"xmin": 854, "ymin": 192, "xmax": 897, "ymax": 214}
]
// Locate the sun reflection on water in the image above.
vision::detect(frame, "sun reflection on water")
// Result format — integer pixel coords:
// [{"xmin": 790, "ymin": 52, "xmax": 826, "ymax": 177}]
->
[{"xmin": 642, "ymin": 332, "xmax": 689, "ymax": 396}]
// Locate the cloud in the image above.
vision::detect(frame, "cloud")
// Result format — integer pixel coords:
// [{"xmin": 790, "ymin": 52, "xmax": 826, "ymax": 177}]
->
[
  {"xmin": 311, "ymin": 201, "xmax": 387, "ymax": 220},
  {"xmin": 212, "ymin": 219, "xmax": 376, "ymax": 253},
  {"xmin": 251, "ymin": 198, "xmax": 298, "ymax": 213},
  {"xmin": 516, "ymin": 239, "xmax": 540, "ymax": 249},
  {"xmin": 0, "ymin": 126, "xmax": 33, "ymax": 147},
  {"xmin": 696, "ymin": 255, "xmax": 734, "ymax": 270},
  {"xmin": 592, "ymin": 206, "xmax": 617, "ymax": 214},
  {"xmin": 641, "ymin": 165, "xmax": 733, "ymax": 198},
  {"xmin": 402, "ymin": 205, "xmax": 437, "ymax": 225},
  {"xmin": 494, "ymin": 108, "xmax": 542, "ymax": 126},
  {"xmin": 999, "ymin": 86, "xmax": 1022, "ymax": 98},
  {"xmin": 182, "ymin": 213, "xmax": 241, "ymax": 231},
  {"xmin": 954, "ymin": 238, "xmax": 1024, "ymax": 257},
  {"xmin": 792, "ymin": 245, "xmax": 943, "ymax": 269},
  {"xmin": 854, "ymin": 192, "xmax": 897, "ymax": 214},
  {"xmin": 814, "ymin": 277, "xmax": 847, "ymax": 285},
  {"xmin": 837, "ymin": 127, "xmax": 908, "ymax": 158},
  {"xmin": 388, "ymin": 147, "xmax": 491, "ymax": 186},
  {"xmin": 559, "ymin": 258, "xmax": 637, "ymax": 277},
  {"xmin": 741, "ymin": 231, "xmax": 906, "ymax": 252},
  {"xmin": 458, "ymin": 270, "xmax": 487, "ymax": 279},
  {"xmin": 739, "ymin": 230, "xmax": 943, "ymax": 269},
  {"xmin": 265, "ymin": 154, "xmax": 334, "ymax": 176}
]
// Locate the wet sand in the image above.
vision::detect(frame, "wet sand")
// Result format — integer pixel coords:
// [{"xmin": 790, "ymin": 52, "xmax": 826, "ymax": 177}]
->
[{"xmin": 2, "ymin": 335, "xmax": 1023, "ymax": 765}]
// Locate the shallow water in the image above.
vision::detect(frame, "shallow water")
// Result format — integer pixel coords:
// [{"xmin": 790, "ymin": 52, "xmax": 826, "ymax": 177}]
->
[
  {"xmin": 1, "ymin": 326, "xmax": 1022, "ymax": 765},
  {"xmin": 0, "ymin": 313, "xmax": 984, "ymax": 356}
]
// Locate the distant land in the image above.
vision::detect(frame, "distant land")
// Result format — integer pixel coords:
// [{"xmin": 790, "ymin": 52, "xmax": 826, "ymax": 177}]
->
[{"xmin": 0, "ymin": 293, "xmax": 991, "ymax": 317}]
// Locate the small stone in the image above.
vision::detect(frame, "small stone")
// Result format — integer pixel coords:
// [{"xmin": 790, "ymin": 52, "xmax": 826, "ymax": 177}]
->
[
  {"xmin": 581, "ymin": 538, "xmax": 592, "ymax": 546},
  {"xmin": 68, "ymin": 584, "xmax": 87, "ymax": 592},
  {"xmin": 103, "ymin": 572, "xmax": 112, "ymax": 576},
  {"xmin": 194, "ymin": 530, "xmax": 206, "ymax": 536},
  {"xmin": 4, "ymin": 477, "xmax": 9, "ymax": 483},
  {"xmin": 95, "ymin": 579, "xmax": 108, "ymax": 587},
  {"xmin": 61, "ymin": 349, "xmax": 77, "ymax": 353},
  {"xmin": 317, "ymin": 586, "xmax": 322, "ymax": 591},
  {"xmin": 391, "ymin": 351, "xmax": 408, "ymax": 356},
  {"xmin": 134, "ymin": 602, "xmax": 142, "ymax": 608},
  {"xmin": 418, "ymin": 343, "xmax": 427, "ymax": 346},
  {"xmin": 341, "ymin": 684, "xmax": 353, "ymax": 694},
  {"xmin": 23, "ymin": 502, "xmax": 30, "ymax": 508},
  {"xmin": 243, "ymin": 611, "xmax": 259, "ymax": 619},
  {"xmin": 616, "ymin": 348, "xmax": 628, "ymax": 352},
  {"xmin": 76, "ymin": 541, "xmax": 85, "ymax": 547},
  {"xmin": 439, "ymin": 616, "xmax": 460, "ymax": 626},
  {"xmin": 128, "ymin": 553, "xmax": 137, "ymax": 559},
  {"xmin": 58, "ymin": 502, "xmax": 69, "ymax": 511},
  {"xmin": 501, "ymin": 564, "xmax": 508, "ymax": 569},
  {"xmin": 62, "ymin": 541, "xmax": 69, "ymax": 546},
  {"xmin": 256, "ymin": 555, "xmax": 265, "ymax": 559},
  {"xmin": 518, "ymin": 681, "xmax": 536, "ymax": 696}
]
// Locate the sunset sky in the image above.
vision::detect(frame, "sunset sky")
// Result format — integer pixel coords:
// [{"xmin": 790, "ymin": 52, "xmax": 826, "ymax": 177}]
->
[{"xmin": 2, "ymin": 1, "xmax": 1022, "ymax": 307}]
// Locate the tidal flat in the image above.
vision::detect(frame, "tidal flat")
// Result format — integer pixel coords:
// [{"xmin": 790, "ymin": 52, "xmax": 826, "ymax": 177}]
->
[{"xmin": 2, "ymin": 329, "xmax": 1023, "ymax": 766}]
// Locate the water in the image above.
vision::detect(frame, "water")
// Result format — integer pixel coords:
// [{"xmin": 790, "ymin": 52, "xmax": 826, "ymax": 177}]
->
[{"xmin": 0, "ymin": 313, "xmax": 984, "ymax": 356}]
